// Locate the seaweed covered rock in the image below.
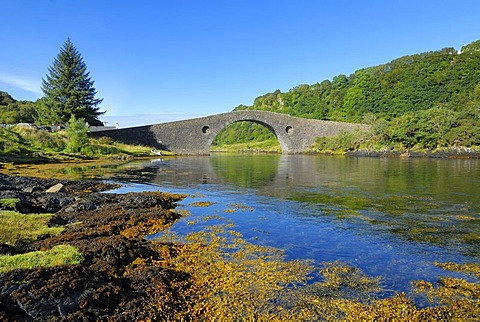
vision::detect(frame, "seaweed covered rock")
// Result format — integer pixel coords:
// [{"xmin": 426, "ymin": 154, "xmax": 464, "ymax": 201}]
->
[{"xmin": 0, "ymin": 174, "xmax": 187, "ymax": 321}]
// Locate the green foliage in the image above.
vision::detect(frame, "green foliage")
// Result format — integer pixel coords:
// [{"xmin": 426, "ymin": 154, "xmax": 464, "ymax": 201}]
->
[
  {"xmin": 0, "ymin": 91, "xmax": 15, "ymax": 106},
  {"xmin": 211, "ymin": 121, "xmax": 281, "ymax": 152},
  {"xmin": 0, "ymin": 127, "xmax": 26, "ymax": 154},
  {"xmin": 0, "ymin": 122, "xmax": 152, "ymax": 160},
  {"xmin": 65, "ymin": 115, "xmax": 89, "ymax": 153},
  {"xmin": 314, "ymin": 130, "xmax": 365, "ymax": 152},
  {"xmin": 212, "ymin": 121, "xmax": 276, "ymax": 145},
  {"xmin": 0, "ymin": 91, "xmax": 37, "ymax": 124},
  {"xmin": 36, "ymin": 38, "xmax": 104, "ymax": 126},
  {"xmin": 0, "ymin": 245, "xmax": 83, "ymax": 274},
  {"xmin": 0, "ymin": 125, "xmax": 68, "ymax": 157},
  {"xmin": 13, "ymin": 125, "xmax": 66, "ymax": 151},
  {"xmin": 221, "ymin": 40, "xmax": 480, "ymax": 151}
]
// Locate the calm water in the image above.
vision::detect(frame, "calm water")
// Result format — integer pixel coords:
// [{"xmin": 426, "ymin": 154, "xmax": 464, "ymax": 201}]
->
[{"xmin": 106, "ymin": 154, "xmax": 479, "ymax": 298}]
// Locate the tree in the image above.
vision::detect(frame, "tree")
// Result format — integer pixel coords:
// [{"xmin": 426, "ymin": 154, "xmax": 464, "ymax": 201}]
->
[
  {"xmin": 0, "ymin": 91, "xmax": 15, "ymax": 106},
  {"xmin": 36, "ymin": 38, "xmax": 104, "ymax": 126}
]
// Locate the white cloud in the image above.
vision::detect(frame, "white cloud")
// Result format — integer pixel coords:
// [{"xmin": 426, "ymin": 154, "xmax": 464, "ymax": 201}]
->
[{"xmin": 0, "ymin": 73, "xmax": 42, "ymax": 96}]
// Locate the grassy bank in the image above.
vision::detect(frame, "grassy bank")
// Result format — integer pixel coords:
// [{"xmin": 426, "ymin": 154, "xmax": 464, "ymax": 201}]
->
[
  {"xmin": 0, "ymin": 209, "xmax": 83, "ymax": 274},
  {"xmin": 0, "ymin": 245, "xmax": 83, "ymax": 274},
  {"xmin": 211, "ymin": 137, "xmax": 281, "ymax": 153},
  {"xmin": 0, "ymin": 125, "xmax": 158, "ymax": 164},
  {"xmin": 312, "ymin": 130, "xmax": 480, "ymax": 157}
]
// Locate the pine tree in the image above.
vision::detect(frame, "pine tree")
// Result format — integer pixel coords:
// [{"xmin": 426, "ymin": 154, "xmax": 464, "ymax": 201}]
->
[{"xmin": 36, "ymin": 38, "xmax": 104, "ymax": 126}]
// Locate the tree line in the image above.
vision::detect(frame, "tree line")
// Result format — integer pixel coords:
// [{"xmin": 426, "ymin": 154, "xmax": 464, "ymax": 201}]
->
[{"xmin": 216, "ymin": 40, "xmax": 480, "ymax": 150}]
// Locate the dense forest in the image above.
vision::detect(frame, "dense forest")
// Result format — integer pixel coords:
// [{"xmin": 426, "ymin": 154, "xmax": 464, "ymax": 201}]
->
[{"xmin": 213, "ymin": 40, "xmax": 480, "ymax": 151}]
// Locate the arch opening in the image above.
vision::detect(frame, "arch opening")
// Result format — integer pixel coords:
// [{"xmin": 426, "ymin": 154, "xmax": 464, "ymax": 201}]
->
[
  {"xmin": 202, "ymin": 125, "xmax": 210, "ymax": 134},
  {"xmin": 210, "ymin": 120, "xmax": 282, "ymax": 152}
]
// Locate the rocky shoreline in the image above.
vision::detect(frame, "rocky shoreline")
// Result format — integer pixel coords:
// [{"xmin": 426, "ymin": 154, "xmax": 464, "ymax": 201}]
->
[
  {"xmin": 346, "ymin": 148, "xmax": 480, "ymax": 158},
  {"xmin": 0, "ymin": 173, "xmax": 187, "ymax": 321}
]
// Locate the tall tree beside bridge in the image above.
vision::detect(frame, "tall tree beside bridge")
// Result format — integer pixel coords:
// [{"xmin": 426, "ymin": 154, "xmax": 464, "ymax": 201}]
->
[{"xmin": 36, "ymin": 38, "xmax": 104, "ymax": 126}]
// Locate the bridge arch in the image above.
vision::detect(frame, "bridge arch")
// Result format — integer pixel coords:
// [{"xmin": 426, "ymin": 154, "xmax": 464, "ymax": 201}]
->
[
  {"xmin": 91, "ymin": 110, "xmax": 369, "ymax": 155},
  {"xmin": 203, "ymin": 116, "xmax": 292, "ymax": 153}
]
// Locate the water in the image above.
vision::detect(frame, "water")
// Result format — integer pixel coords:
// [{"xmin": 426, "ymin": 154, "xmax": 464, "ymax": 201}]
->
[{"xmin": 106, "ymin": 154, "xmax": 479, "ymax": 298}]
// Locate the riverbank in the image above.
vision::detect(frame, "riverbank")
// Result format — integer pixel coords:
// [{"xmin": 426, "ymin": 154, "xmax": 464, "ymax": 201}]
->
[
  {"xmin": 212, "ymin": 141, "xmax": 480, "ymax": 158},
  {"xmin": 346, "ymin": 146, "xmax": 480, "ymax": 159}
]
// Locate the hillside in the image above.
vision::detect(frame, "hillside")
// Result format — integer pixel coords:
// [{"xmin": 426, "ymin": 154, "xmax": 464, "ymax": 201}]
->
[
  {"xmin": 213, "ymin": 40, "xmax": 480, "ymax": 151},
  {"xmin": 0, "ymin": 91, "xmax": 36, "ymax": 124}
]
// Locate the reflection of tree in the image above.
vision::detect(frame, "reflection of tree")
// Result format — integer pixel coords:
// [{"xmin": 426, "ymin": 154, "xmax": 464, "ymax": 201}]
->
[
  {"xmin": 210, "ymin": 155, "xmax": 280, "ymax": 188},
  {"xmin": 288, "ymin": 158, "xmax": 480, "ymax": 258}
]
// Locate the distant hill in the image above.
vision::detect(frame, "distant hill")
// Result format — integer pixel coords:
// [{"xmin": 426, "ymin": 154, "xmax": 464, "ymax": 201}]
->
[
  {"xmin": 235, "ymin": 40, "xmax": 480, "ymax": 122},
  {"xmin": 0, "ymin": 91, "xmax": 36, "ymax": 124},
  {"xmin": 213, "ymin": 40, "xmax": 480, "ymax": 150}
]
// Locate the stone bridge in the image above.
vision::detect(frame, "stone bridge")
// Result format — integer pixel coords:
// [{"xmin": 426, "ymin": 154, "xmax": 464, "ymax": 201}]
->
[{"xmin": 91, "ymin": 110, "xmax": 369, "ymax": 154}]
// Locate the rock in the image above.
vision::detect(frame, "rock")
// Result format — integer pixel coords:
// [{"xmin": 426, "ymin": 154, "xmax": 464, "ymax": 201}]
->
[
  {"xmin": 0, "ymin": 173, "xmax": 187, "ymax": 320},
  {"xmin": 31, "ymin": 195, "xmax": 76, "ymax": 213},
  {"xmin": 45, "ymin": 183, "xmax": 65, "ymax": 193},
  {"xmin": 23, "ymin": 186, "xmax": 43, "ymax": 193}
]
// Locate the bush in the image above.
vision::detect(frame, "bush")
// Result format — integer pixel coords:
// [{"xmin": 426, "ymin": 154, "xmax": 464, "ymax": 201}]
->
[
  {"xmin": 13, "ymin": 126, "xmax": 66, "ymax": 151},
  {"xmin": 314, "ymin": 130, "xmax": 363, "ymax": 152},
  {"xmin": 97, "ymin": 136, "xmax": 115, "ymax": 145},
  {"xmin": 65, "ymin": 116, "xmax": 89, "ymax": 153}
]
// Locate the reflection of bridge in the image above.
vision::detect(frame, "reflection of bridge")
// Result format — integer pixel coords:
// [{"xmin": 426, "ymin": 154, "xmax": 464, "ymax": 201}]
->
[{"xmin": 91, "ymin": 110, "xmax": 368, "ymax": 154}]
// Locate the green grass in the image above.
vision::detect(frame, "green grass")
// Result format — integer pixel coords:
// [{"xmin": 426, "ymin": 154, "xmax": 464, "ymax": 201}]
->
[
  {"xmin": 0, "ymin": 210, "xmax": 83, "ymax": 274},
  {"xmin": 0, "ymin": 125, "xmax": 158, "ymax": 162},
  {"xmin": 0, "ymin": 210, "xmax": 64, "ymax": 246},
  {"xmin": 211, "ymin": 138, "xmax": 281, "ymax": 153},
  {"xmin": 0, "ymin": 127, "xmax": 27, "ymax": 154},
  {"xmin": 0, "ymin": 198, "xmax": 20, "ymax": 210},
  {"xmin": 0, "ymin": 244, "xmax": 83, "ymax": 274},
  {"xmin": 87, "ymin": 137, "xmax": 154, "ymax": 156}
]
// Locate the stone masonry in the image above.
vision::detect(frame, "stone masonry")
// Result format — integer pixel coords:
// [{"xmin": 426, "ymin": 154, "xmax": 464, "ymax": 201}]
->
[{"xmin": 90, "ymin": 110, "xmax": 369, "ymax": 154}]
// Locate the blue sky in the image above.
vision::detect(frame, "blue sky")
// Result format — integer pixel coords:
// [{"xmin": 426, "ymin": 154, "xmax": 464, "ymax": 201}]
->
[{"xmin": 1, "ymin": 1, "xmax": 480, "ymax": 127}]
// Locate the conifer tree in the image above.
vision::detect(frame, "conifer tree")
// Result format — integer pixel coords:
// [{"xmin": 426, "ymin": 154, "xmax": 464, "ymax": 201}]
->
[{"xmin": 36, "ymin": 38, "xmax": 104, "ymax": 126}]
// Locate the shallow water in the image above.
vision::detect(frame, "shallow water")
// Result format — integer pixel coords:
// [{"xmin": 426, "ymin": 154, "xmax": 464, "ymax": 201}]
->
[{"xmin": 104, "ymin": 154, "xmax": 479, "ymax": 298}]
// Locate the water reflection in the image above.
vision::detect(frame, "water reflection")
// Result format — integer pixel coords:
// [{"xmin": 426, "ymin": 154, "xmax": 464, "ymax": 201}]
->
[
  {"xmin": 108, "ymin": 155, "xmax": 480, "ymax": 259},
  {"xmin": 75, "ymin": 154, "xmax": 478, "ymax": 298},
  {"xmin": 137, "ymin": 155, "xmax": 480, "ymax": 204},
  {"xmin": 23, "ymin": 154, "xmax": 478, "ymax": 297}
]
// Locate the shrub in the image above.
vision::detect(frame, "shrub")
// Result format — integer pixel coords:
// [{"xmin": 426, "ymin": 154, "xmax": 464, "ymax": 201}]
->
[{"xmin": 65, "ymin": 116, "xmax": 89, "ymax": 153}]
